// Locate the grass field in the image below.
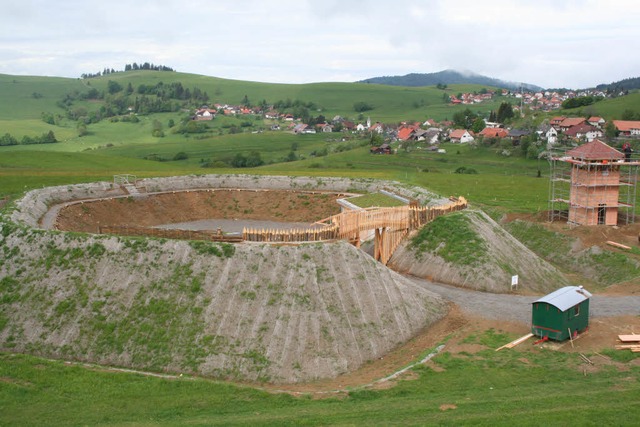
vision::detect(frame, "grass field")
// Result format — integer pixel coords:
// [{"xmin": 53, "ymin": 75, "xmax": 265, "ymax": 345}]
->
[
  {"xmin": 0, "ymin": 140, "xmax": 551, "ymax": 213},
  {"xmin": 559, "ymin": 92, "xmax": 640, "ymax": 119},
  {"xmin": 1, "ymin": 329, "xmax": 638, "ymax": 426}
]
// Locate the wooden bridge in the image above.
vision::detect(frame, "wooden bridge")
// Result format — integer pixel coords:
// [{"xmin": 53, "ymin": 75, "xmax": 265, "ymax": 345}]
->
[{"xmin": 243, "ymin": 196, "xmax": 467, "ymax": 264}]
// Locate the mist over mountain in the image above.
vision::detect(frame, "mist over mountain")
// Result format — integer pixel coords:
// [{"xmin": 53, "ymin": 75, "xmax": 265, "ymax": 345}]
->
[{"xmin": 358, "ymin": 69, "xmax": 544, "ymax": 91}]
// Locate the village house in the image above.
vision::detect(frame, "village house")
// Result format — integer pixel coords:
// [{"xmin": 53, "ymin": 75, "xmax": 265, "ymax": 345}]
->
[
  {"xmin": 538, "ymin": 124, "xmax": 558, "ymax": 146},
  {"xmin": 370, "ymin": 143, "xmax": 392, "ymax": 154},
  {"xmin": 341, "ymin": 121, "xmax": 356, "ymax": 132},
  {"xmin": 550, "ymin": 116, "xmax": 566, "ymax": 127},
  {"xmin": 397, "ymin": 126, "xmax": 415, "ymax": 141},
  {"xmin": 564, "ymin": 123, "xmax": 603, "ymax": 142},
  {"xmin": 316, "ymin": 123, "xmax": 333, "ymax": 133},
  {"xmin": 292, "ymin": 123, "xmax": 308, "ymax": 134},
  {"xmin": 449, "ymin": 129, "xmax": 474, "ymax": 143},
  {"xmin": 193, "ymin": 107, "xmax": 216, "ymax": 121},
  {"xmin": 508, "ymin": 129, "xmax": 531, "ymax": 144},
  {"xmin": 479, "ymin": 127, "xmax": 508, "ymax": 139},
  {"xmin": 613, "ymin": 120, "xmax": 640, "ymax": 137},
  {"xmin": 422, "ymin": 128, "xmax": 441, "ymax": 145},
  {"xmin": 483, "ymin": 120, "xmax": 502, "ymax": 129},
  {"xmin": 588, "ymin": 116, "xmax": 606, "ymax": 128},
  {"xmin": 556, "ymin": 117, "xmax": 587, "ymax": 132},
  {"xmin": 369, "ymin": 122, "xmax": 384, "ymax": 134}
]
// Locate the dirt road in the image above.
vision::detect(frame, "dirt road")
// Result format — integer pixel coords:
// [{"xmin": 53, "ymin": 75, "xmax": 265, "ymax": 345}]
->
[{"xmin": 408, "ymin": 276, "xmax": 640, "ymax": 323}]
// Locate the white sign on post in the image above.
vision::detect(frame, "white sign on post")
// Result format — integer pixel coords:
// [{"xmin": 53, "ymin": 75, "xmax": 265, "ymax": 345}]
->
[{"xmin": 511, "ymin": 275, "xmax": 519, "ymax": 291}]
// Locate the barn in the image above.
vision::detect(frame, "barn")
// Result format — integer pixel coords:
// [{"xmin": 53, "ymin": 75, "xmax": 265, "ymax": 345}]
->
[{"xmin": 531, "ymin": 286, "xmax": 592, "ymax": 341}]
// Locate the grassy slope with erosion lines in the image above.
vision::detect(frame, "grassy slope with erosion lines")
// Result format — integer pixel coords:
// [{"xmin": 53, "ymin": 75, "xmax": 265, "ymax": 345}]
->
[{"xmin": 0, "ymin": 225, "xmax": 446, "ymax": 384}]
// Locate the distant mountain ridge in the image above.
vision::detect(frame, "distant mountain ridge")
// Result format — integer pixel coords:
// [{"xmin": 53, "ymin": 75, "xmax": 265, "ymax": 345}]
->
[{"xmin": 358, "ymin": 69, "xmax": 543, "ymax": 91}]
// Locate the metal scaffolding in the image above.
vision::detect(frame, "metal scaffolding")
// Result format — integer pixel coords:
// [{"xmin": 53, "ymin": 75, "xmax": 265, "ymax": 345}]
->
[{"xmin": 548, "ymin": 149, "xmax": 639, "ymax": 226}]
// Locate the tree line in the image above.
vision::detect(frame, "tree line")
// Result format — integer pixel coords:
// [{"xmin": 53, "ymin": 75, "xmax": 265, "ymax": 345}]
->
[
  {"xmin": 51, "ymin": 80, "xmax": 211, "ymax": 129},
  {"xmin": 0, "ymin": 131, "xmax": 57, "ymax": 146},
  {"xmin": 81, "ymin": 62, "xmax": 175, "ymax": 79}
]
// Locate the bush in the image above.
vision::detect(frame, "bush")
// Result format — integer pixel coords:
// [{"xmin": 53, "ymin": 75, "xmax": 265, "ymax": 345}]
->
[
  {"xmin": 173, "ymin": 152, "xmax": 188, "ymax": 161},
  {"xmin": 353, "ymin": 101, "xmax": 374, "ymax": 112},
  {"xmin": 454, "ymin": 166, "xmax": 478, "ymax": 174}
]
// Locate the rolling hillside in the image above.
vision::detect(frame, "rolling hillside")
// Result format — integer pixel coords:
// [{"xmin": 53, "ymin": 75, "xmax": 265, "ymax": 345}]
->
[{"xmin": 0, "ymin": 70, "xmax": 504, "ymax": 128}]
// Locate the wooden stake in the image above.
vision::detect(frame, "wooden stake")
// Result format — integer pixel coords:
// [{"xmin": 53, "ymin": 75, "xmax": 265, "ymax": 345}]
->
[
  {"xmin": 568, "ymin": 328, "xmax": 574, "ymax": 348},
  {"xmin": 606, "ymin": 241, "xmax": 631, "ymax": 250},
  {"xmin": 579, "ymin": 353, "xmax": 593, "ymax": 365}
]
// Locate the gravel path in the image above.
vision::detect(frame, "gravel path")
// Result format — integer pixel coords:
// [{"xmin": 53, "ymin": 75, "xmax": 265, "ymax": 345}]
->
[{"xmin": 408, "ymin": 276, "xmax": 640, "ymax": 323}]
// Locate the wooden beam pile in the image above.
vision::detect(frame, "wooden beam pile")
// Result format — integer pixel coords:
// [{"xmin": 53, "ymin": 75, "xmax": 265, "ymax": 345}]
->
[{"xmin": 615, "ymin": 334, "xmax": 640, "ymax": 352}]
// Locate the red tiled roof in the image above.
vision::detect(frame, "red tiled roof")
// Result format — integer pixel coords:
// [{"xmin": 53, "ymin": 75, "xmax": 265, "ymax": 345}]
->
[
  {"xmin": 559, "ymin": 117, "xmax": 586, "ymax": 128},
  {"xmin": 398, "ymin": 127, "xmax": 414, "ymax": 141},
  {"xmin": 449, "ymin": 129, "xmax": 470, "ymax": 139},
  {"xmin": 479, "ymin": 128, "xmax": 508, "ymax": 138},
  {"xmin": 613, "ymin": 120, "xmax": 640, "ymax": 132},
  {"xmin": 566, "ymin": 139, "xmax": 623, "ymax": 161},
  {"xmin": 564, "ymin": 124, "xmax": 598, "ymax": 137}
]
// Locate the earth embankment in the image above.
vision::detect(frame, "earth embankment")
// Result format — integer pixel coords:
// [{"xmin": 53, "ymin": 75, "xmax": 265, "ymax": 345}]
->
[
  {"xmin": 389, "ymin": 210, "xmax": 569, "ymax": 294},
  {"xmin": 1, "ymin": 175, "xmax": 451, "ymax": 384}
]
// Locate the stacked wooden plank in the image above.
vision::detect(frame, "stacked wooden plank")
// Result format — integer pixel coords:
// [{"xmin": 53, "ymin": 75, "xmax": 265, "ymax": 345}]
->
[
  {"xmin": 495, "ymin": 333, "xmax": 534, "ymax": 351},
  {"xmin": 616, "ymin": 334, "xmax": 640, "ymax": 352}
]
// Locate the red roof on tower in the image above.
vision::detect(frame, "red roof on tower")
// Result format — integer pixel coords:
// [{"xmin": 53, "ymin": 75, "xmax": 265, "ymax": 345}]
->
[{"xmin": 566, "ymin": 139, "xmax": 623, "ymax": 161}]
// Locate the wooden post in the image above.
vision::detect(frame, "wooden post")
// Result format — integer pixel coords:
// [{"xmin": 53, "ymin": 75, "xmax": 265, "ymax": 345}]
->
[{"xmin": 568, "ymin": 328, "xmax": 574, "ymax": 348}]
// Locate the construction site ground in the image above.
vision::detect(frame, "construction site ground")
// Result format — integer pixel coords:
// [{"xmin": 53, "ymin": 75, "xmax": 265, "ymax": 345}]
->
[
  {"xmin": 264, "ymin": 307, "xmax": 640, "ymax": 395},
  {"xmin": 52, "ymin": 189, "xmax": 640, "ymax": 393}
]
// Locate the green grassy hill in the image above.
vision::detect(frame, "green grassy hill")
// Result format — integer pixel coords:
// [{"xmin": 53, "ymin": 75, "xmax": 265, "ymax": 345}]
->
[
  {"xmin": 0, "ymin": 74, "xmax": 87, "ymax": 119},
  {"xmin": 557, "ymin": 92, "xmax": 640, "ymax": 119}
]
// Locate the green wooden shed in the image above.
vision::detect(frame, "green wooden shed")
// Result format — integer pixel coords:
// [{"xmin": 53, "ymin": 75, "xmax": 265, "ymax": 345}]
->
[{"xmin": 531, "ymin": 286, "xmax": 592, "ymax": 341}]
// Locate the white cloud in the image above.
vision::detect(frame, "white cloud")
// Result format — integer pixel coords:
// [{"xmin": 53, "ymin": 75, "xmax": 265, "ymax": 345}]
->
[{"xmin": 0, "ymin": 0, "xmax": 638, "ymax": 88}]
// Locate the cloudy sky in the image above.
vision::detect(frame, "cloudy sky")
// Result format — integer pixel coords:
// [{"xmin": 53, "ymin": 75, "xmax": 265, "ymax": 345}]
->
[{"xmin": 1, "ymin": 0, "xmax": 639, "ymax": 89}]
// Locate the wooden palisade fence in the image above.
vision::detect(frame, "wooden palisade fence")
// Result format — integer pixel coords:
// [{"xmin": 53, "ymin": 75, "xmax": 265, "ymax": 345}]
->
[
  {"xmin": 99, "ymin": 225, "xmax": 243, "ymax": 243},
  {"xmin": 244, "ymin": 196, "xmax": 468, "ymax": 264},
  {"xmin": 97, "ymin": 197, "xmax": 467, "ymax": 264}
]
